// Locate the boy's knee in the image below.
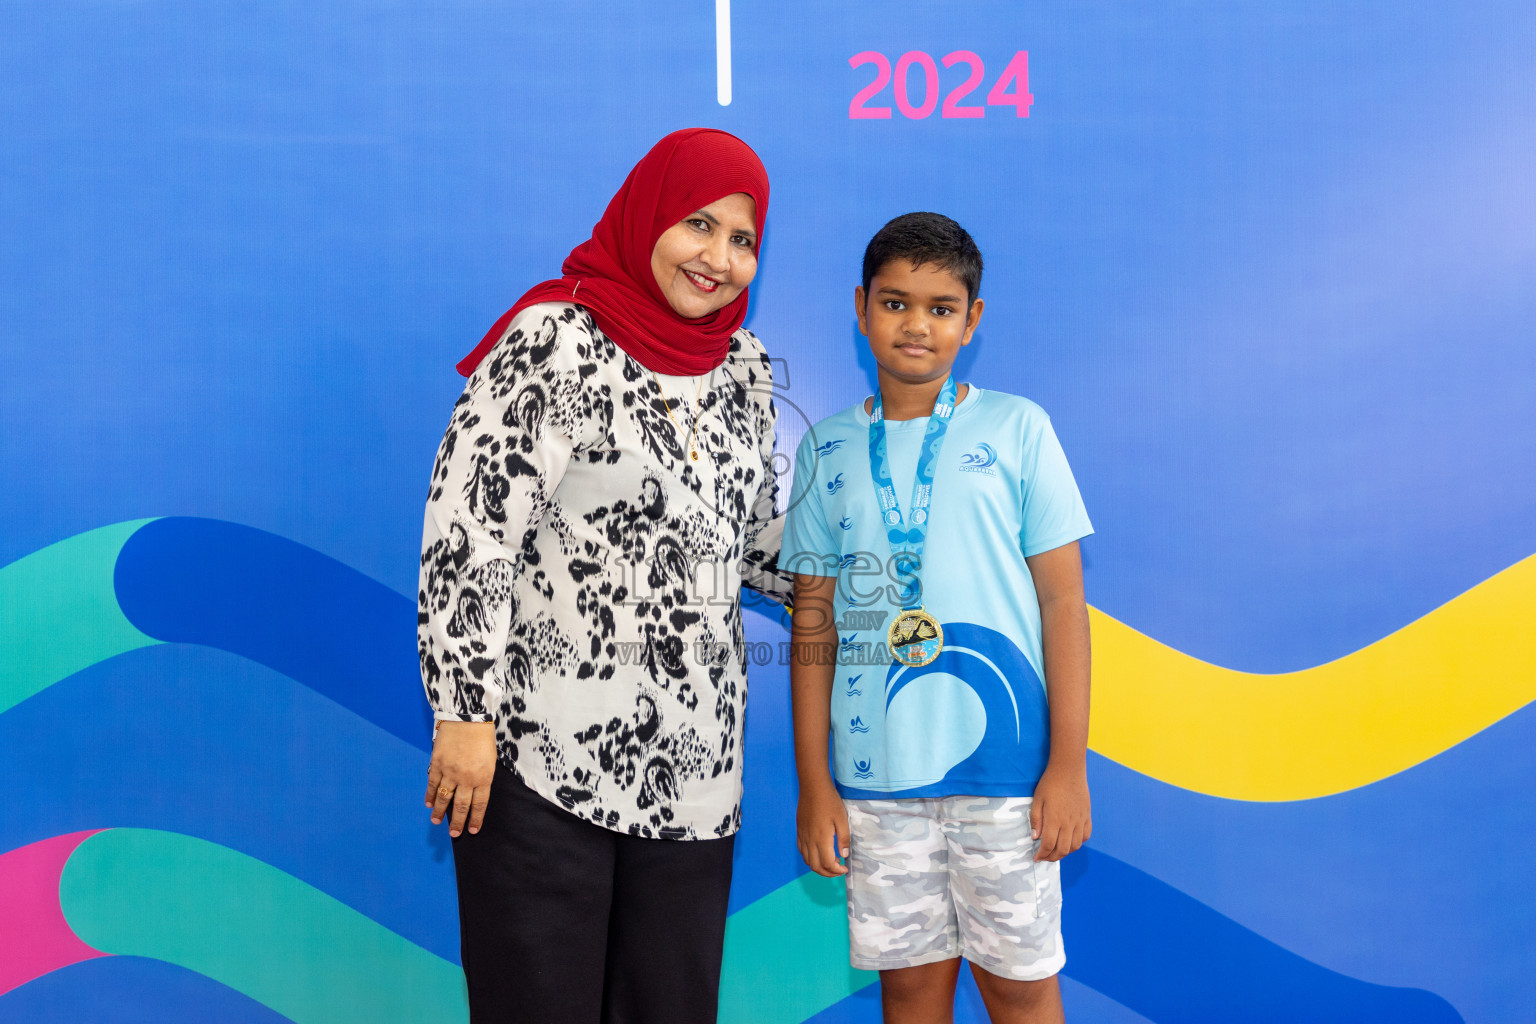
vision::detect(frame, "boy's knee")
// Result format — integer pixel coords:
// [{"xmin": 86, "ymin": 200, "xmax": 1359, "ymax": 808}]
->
[
  {"xmin": 969, "ymin": 963, "xmax": 1061, "ymax": 1010},
  {"xmin": 879, "ymin": 958, "xmax": 960, "ymax": 1011}
]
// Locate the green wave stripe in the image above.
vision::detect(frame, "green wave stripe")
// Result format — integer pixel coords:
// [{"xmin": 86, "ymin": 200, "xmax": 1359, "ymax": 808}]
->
[
  {"xmin": 720, "ymin": 873, "xmax": 875, "ymax": 1024},
  {"xmin": 59, "ymin": 829, "xmax": 468, "ymax": 1024},
  {"xmin": 0, "ymin": 519, "xmax": 160, "ymax": 715}
]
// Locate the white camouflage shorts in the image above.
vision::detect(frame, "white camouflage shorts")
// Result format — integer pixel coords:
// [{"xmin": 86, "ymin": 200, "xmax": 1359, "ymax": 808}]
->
[{"xmin": 843, "ymin": 795, "xmax": 1065, "ymax": 981}]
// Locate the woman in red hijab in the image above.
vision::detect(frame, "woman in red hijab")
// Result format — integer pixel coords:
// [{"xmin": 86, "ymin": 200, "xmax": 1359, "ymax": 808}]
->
[{"xmin": 417, "ymin": 128, "xmax": 790, "ymax": 1023}]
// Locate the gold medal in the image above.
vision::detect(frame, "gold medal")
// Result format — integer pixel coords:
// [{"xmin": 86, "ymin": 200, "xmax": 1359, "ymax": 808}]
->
[{"xmin": 887, "ymin": 607, "xmax": 943, "ymax": 667}]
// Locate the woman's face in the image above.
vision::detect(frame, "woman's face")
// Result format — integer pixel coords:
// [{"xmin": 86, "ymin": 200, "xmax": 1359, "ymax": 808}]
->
[{"xmin": 649, "ymin": 192, "xmax": 759, "ymax": 319}]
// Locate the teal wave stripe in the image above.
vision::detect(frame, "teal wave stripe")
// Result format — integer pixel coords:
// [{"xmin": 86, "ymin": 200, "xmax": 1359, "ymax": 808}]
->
[
  {"xmin": 59, "ymin": 829, "xmax": 468, "ymax": 1024},
  {"xmin": 719, "ymin": 872, "xmax": 874, "ymax": 1024},
  {"xmin": 0, "ymin": 520, "xmax": 159, "ymax": 715}
]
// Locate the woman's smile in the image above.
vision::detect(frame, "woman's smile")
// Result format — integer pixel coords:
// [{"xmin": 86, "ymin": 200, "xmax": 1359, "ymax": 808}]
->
[{"xmin": 650, "ymin": 191, "xmax": 758, "ymax": 318}]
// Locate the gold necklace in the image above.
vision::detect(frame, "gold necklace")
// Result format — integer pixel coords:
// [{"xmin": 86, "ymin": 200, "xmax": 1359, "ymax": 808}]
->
[{"xmin": 652, "ymin": 370, "xmax": 706, "ymax": 462}]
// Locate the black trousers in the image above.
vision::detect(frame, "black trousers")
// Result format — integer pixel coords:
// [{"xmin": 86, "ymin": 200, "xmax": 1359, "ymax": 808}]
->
[{"xmin": 451, "ymin": 763, "xmax": 736, "ymax": 1024}]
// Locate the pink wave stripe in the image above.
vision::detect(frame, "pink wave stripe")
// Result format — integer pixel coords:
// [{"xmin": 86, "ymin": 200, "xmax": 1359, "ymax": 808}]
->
[{"xmin": 0, "ymin": 830, "xmax": 109, "ymax": 996}]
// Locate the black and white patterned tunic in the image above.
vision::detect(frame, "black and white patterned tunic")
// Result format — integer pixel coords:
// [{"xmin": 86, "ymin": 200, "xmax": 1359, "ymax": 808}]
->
[{"xmin": 418, "ymin": 302, "xmax": 790, "ymax": 839}]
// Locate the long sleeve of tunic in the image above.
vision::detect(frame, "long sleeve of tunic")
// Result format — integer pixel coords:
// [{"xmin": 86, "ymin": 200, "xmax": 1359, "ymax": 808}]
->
[{"xmin": 418, "ymin": 302, "xmax": 788, "ymax": 839}]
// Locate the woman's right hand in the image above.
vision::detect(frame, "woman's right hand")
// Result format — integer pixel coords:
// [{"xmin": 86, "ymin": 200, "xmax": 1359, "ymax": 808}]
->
[
  {"xmin": 425, "ymin": 720, "xmax": 497, "ymax": 837},
  {"xmin": 796, "ymin": 776, "xmax": 851, "ymax": 877}
]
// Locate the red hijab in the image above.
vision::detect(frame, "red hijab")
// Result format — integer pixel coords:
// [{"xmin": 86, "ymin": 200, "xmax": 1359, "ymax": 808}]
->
[{"xmin": 457, "ymin": 128, "xmax": 769, "ymax": 377}]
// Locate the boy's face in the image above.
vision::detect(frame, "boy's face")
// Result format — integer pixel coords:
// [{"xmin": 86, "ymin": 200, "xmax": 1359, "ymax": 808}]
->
[{"xmin": 855, "ymin": 260, "xmax": 983, "ymax": 388}]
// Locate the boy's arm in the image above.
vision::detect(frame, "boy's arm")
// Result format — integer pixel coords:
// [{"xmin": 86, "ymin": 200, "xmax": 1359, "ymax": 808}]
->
[
  {"xmin": 790, "ymin": 571, "xmax": 851, "ymax": 877},
  {"xmin": 1025, "ymin": 540, "xmax": 1092, "ymax": 862}
]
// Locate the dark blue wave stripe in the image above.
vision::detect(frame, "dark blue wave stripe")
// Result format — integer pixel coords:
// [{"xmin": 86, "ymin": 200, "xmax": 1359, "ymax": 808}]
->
[
  {"xmin": 114, "ymin": 517, "xmax": 432, "ymax": 752},
  {"xmin": 0, "ymin": 955, "xmax": 293, "ymax": 1024},
  {"xmin": 1060, "ymin": 847, "xmax": 1460, "ymax": 1023}
]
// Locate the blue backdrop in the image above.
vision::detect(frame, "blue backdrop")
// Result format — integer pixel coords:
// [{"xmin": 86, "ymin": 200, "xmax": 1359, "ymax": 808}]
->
[{"xmin": 2, "ymin": 3, "xmax": 1533, "ymax": 1022}]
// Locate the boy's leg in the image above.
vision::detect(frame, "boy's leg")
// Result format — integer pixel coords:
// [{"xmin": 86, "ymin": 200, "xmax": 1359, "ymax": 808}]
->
[
  {"xmin": 880, "ymin": 959, "xmax": 963, "ymax": 1024},
  {"xmin": 944, "ymin": 796, "xmax": 1066, "ymax": 1022},
  {"xmin": 600, "ymin": 827, "xmax": 735, "ymax": 1024},
  {"xmin": 844, "ymin": 800, "xmax": 963, "ymax": 1019},
  {"xmin": 451, "ymin": 762, "xmax": 616, "ymax": 1023},
  {"xmin": 969, "ymin": 965, "xmax": 1064, "ymax": 1024}
]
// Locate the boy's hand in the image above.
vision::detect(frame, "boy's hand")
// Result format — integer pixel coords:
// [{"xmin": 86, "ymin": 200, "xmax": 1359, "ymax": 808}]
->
[
  {"xmin": 1030, "ymin": 761, "xmax": 1091, "ymax": 862},
  {"xmin": 797, "ymin": 777, "xmax": 851, "ymax": 877}
]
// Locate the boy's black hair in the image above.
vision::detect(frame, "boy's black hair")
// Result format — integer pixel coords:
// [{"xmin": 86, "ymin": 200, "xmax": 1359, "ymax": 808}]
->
[{"xmin": 861, "ymin": 212, "xmax": 983, "ymax": 304}]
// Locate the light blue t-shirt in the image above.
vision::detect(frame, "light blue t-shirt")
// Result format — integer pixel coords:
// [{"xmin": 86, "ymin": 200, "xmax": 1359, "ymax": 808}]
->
[{"xmin": 781, "ymin": 386, "xmax": 1093, "ymax": 799}]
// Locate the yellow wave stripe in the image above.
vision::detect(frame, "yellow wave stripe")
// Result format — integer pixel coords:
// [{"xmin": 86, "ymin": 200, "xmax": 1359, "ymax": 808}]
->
[{"xmin": 1089, "ymin": 552, "xmax": 1536, "ymax": 801}]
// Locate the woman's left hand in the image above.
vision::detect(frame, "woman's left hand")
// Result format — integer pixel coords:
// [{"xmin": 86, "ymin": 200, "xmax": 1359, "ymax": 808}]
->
[{"xmin": 426, "ymin": 720, "xmax": 498, "ymax": 837}]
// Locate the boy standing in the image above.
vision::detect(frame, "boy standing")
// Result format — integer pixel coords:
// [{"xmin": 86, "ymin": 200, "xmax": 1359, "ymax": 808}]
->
[{"xmin": 782, "ymin": 213, "xmax": 1093, "ymax": 1023}]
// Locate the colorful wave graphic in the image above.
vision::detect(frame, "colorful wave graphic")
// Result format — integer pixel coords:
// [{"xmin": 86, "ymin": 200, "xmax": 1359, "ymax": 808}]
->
[
  {"xmin": 1090, "ymin": 552, "xmax": 1536, "ymax": 800},
  {"xmin": 0, "ymin": 642, "xmax": 461, "ymax": 960},
  {"xmin": 0, "ymin": 831, "xmax": 105, "ymax": 997},
  {"xmin": 6, "ymin": 518, "xmax": 1530, "ymax": 798},
  {"xmin": 5, "ymin": 517, "xmax": 1525, "ymax": 1021},
  {"xmin": 1, "ymin": 817, "xmax": 1465, "ymax": 1024},
  {"xmin": 2, "ymin": 829, "xmax": 464, "ymax": 1023}
]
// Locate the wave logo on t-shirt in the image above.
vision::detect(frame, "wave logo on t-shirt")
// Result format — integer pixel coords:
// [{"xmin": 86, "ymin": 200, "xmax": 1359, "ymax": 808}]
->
[
  {"xmin": 849, "ymin": 715, "xmax": 871, "ymax": 734},
  {"xmin": 815, "ymin": 438, "xmax": 847, "ymax": 456},
  {"xmin": 838, "ymin": 515, "xmax": 853, "ymax": 530},
  {"xmin": 827, "ymin": 472, "xmax": 846, "ymax": 494},
  {"xmin": 959, "ymin": 442, "xmax": 998, "ymax": 475},
  {"xmin": 881, "ymin": 622, "xmax": 1051, "ymax": 791}
]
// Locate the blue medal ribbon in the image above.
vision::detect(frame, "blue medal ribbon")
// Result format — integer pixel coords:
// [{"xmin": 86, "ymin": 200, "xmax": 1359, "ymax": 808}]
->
[{"xmin": 868, "ymin": 376, "xmax": 959, "ymax": 610}]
